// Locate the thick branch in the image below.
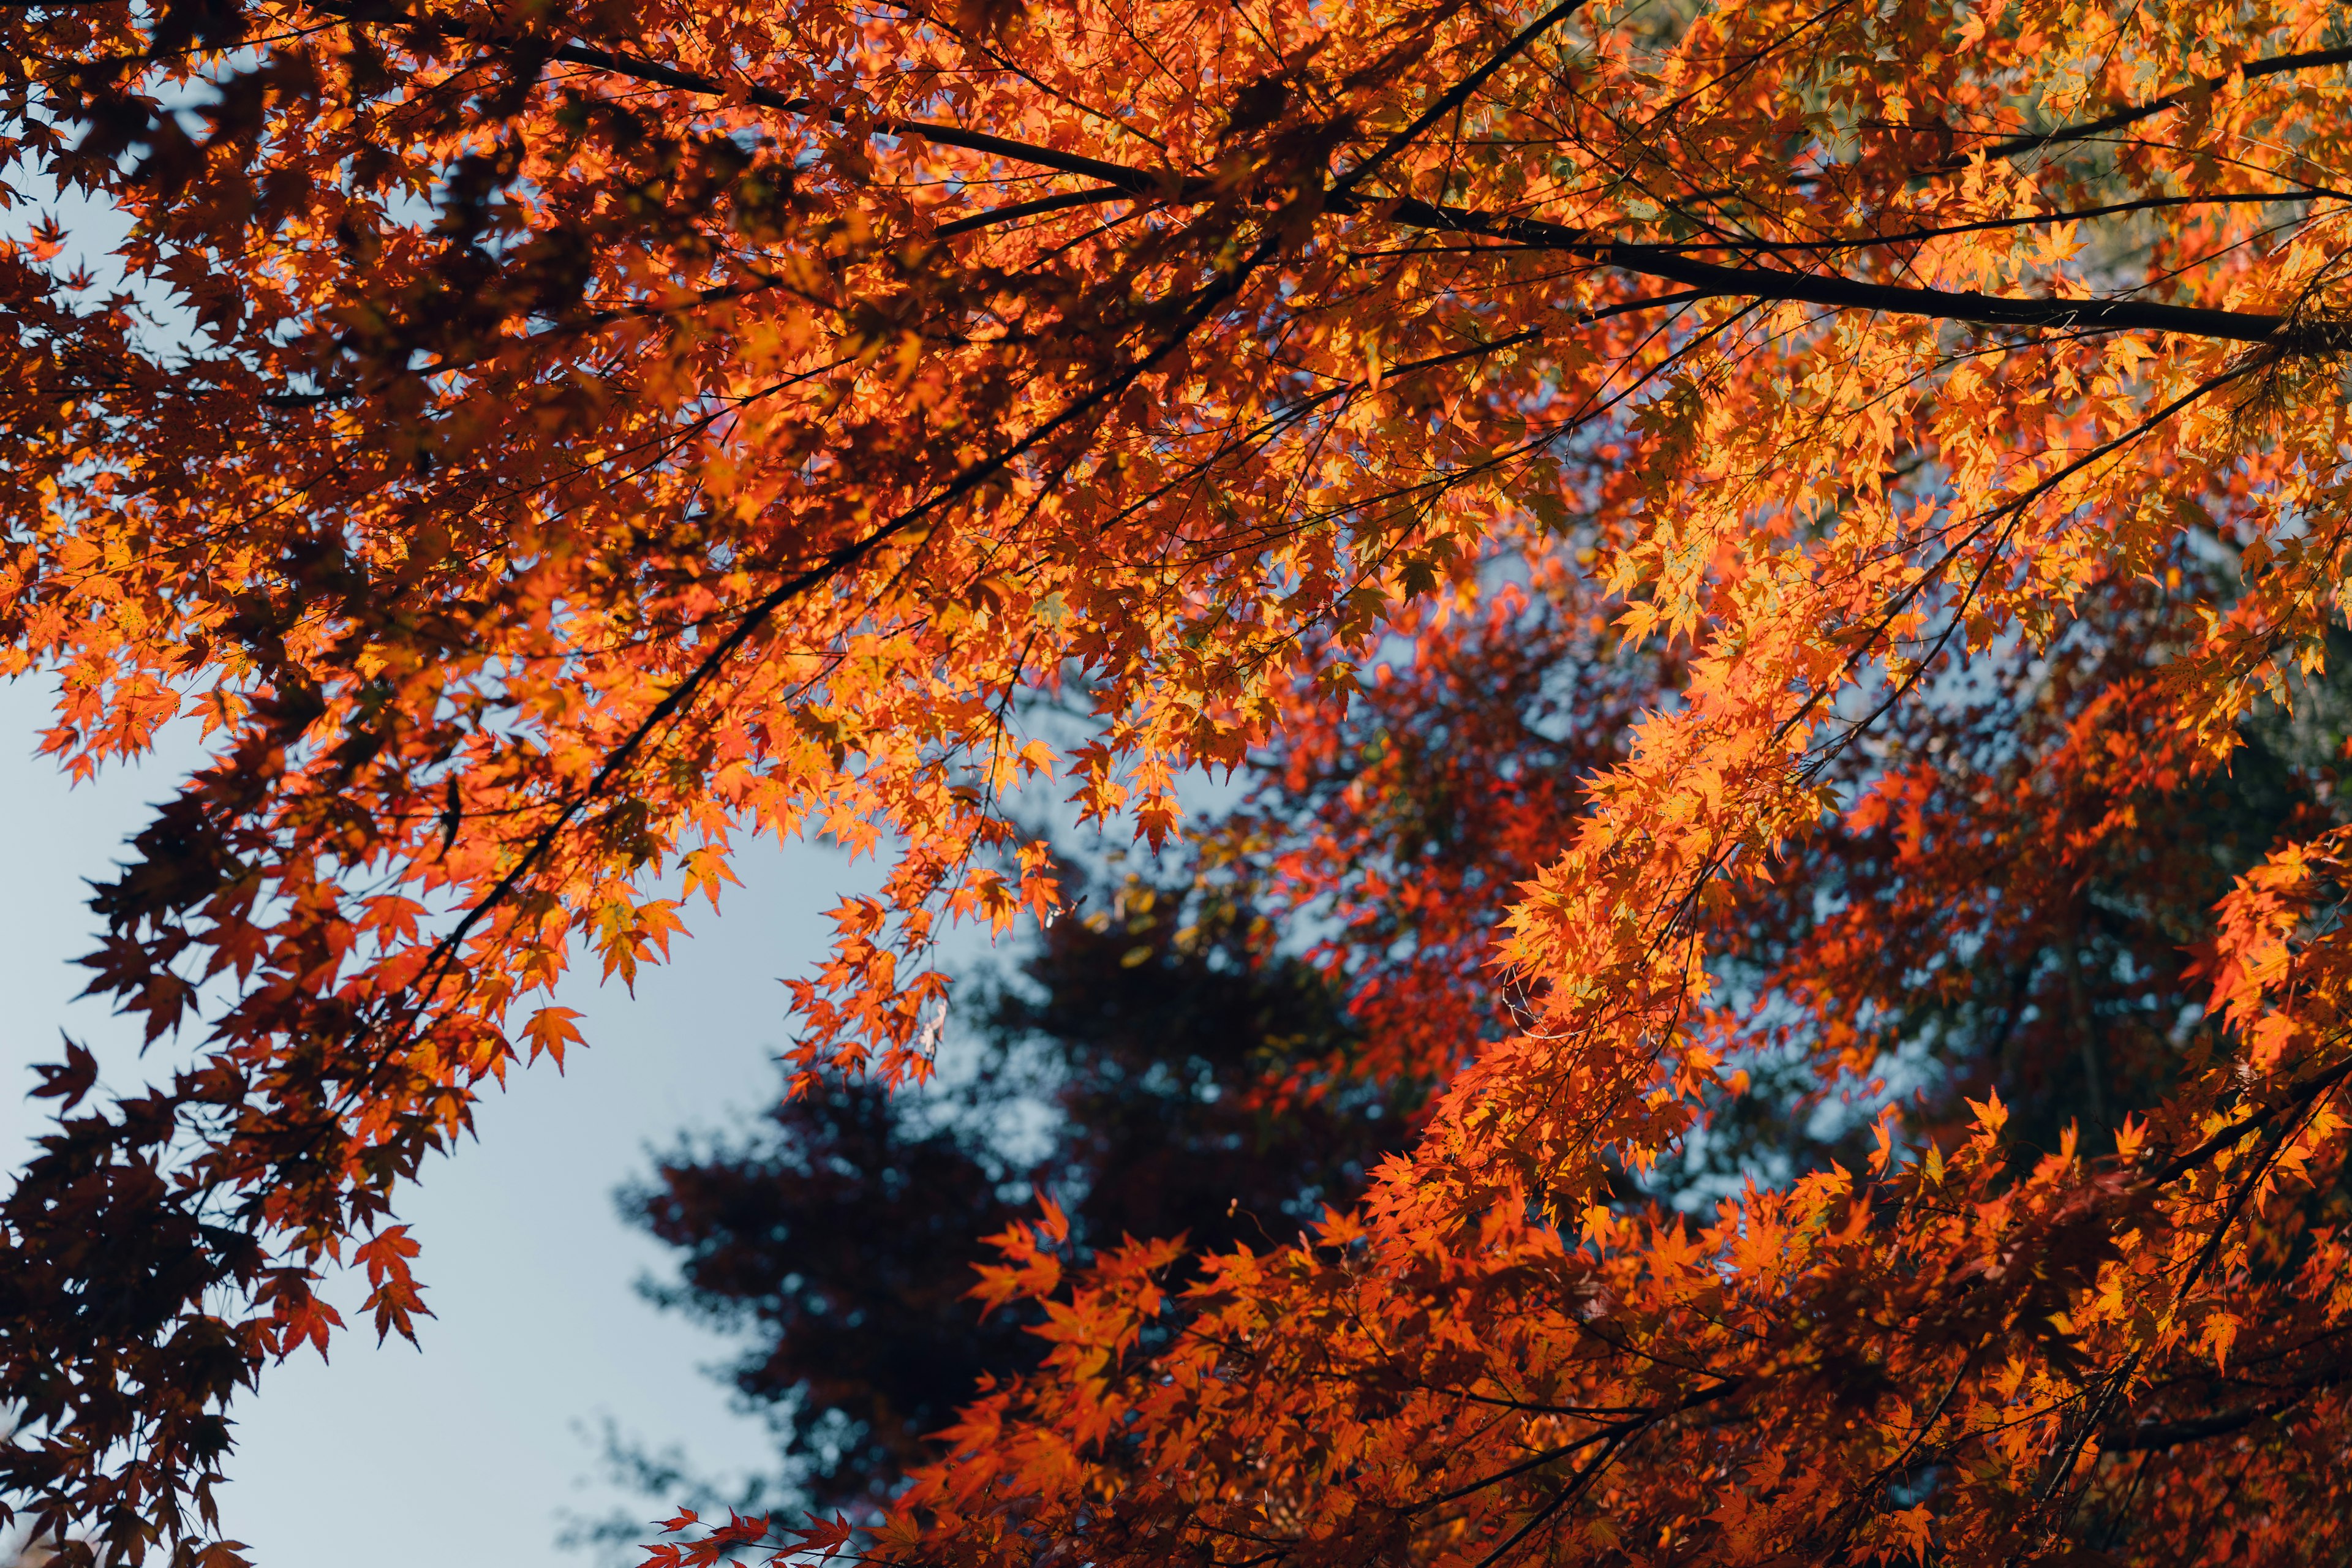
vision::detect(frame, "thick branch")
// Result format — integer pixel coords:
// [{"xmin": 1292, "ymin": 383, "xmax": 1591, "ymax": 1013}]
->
[
  {"xmin": 2103, "ymin": 1403, "xmax": 2290, "ymax": 1451},
  {"xmin": 1368, "ymin": 197, "xmax": 2337, "ymax": 347},
  {"xmin": 1979, "ymin": 44, "xmax": 2352, "ymax": 162},
  {"xmin": 2145, "ymin": 1053, "xmax": 2352, "ymax": 1188},
  {"xmin": 299, "ymin": 4, "xmax": 2346, "ymax": 349},
  {"xmin": 2103, "ymin": 1353, "xmax": 2352, "ymax": 1452},
  {"xmin": 1328, "ymin": 0, "xmax": 1588, "ymax": 198},
  {"xmin": 306, "ymin": 0, "xmax": 1178, "ymax": 195}
]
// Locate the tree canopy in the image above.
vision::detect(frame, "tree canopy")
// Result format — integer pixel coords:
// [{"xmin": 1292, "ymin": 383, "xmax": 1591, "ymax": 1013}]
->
[{"xmin": 1, "ymin": 0, "xmax": 2350, "ymax": 1562}]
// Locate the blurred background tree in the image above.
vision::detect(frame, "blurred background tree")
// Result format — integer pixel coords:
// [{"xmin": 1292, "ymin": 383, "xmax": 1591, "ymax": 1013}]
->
[{"xmin": 591, "ymin": 567, "xmax": 2352, "ymax": 1536}]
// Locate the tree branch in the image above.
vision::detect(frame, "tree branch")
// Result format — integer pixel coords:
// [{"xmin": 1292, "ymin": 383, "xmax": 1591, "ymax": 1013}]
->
[
  {"xmin": 1362, "ymin": 197, "xmax": 2334, "ymax": 347},
  {"xmin": 2104, "ymin": 1403, "xmax": 2290, "ymax": 1451},
  {"xmin": 307, "ymin": 4, "xmax": 2350, "ymax": 351},
  {"xmin": 305, "ymin": 0, "xmax": 1179, "ymax": 195},
  {"xmin": 2104, "ymin": 1356, "xmax": 2352, "ymax": 1451},
  {"xmin": 1978, "ymin": 45, "xmax": 2352, "ymax": 163}
]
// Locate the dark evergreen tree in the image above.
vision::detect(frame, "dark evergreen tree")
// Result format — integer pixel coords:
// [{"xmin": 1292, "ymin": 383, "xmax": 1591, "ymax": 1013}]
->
[{"xmin": 620, "ymin": 872, "xmax": 1410, "ymax": 1514}]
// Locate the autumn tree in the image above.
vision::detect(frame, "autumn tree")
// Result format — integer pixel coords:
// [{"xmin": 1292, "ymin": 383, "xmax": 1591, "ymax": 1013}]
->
[
  {"xmin": 635, "ymin": 558, "xmax": 2352, "ymax": 1547},
  {"xmin": 1, "ymin": 0, "xmax": 2350, "ymax": 1563}
]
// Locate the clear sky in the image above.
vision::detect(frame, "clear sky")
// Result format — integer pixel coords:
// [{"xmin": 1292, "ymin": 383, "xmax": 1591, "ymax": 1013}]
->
[{"xmin": 0, "ymin": 677, "xmax": 883, "ymax": 1567}]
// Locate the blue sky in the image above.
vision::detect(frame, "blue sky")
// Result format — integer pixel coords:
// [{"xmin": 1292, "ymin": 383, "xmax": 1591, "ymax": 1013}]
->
[{"xmin": 0, "ymin": 676, "xmax": 889, "ymax": 1567}]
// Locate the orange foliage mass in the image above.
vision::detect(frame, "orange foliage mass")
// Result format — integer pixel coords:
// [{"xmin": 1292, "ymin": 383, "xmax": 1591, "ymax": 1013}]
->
[{"xmin": 1, "ymin": 0, "xmax": 2350, "ymax": 1561}]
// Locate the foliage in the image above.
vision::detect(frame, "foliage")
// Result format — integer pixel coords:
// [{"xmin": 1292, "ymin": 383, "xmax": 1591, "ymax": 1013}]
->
[
  {"xmin": 642, "ymin": 565, "xmax": 2352, "ymax": 1552},
  {"xmin": 0, "ymin": 0, "xmax": 2350, "ymax": 1562}
]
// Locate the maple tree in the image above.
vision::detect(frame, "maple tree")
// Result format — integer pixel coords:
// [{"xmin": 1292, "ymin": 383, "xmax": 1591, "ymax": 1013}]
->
[
  {"xmin": 0, "ymin": 0, "xmax": 2350, "ymax": 1560},
  {"xmin": 632, "ymin": 567, "xmax": 2352, "ymax": 1552}
]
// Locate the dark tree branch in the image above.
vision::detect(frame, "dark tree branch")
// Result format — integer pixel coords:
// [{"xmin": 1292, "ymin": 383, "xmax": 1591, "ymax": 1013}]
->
[
  {"xmin": 1648, "ymin": 190, "xmax": 2344, "ymax": 256},
  {"xmin": 2105, "ymin": 1403, "xmax": 2291, "ymax": 1451},
  {"xmin": 2146, "ymin": 1054, "xmax": 2352, "ymax": 1188},
  {"xmin": 2105, "ymin": 1354, "xmax": 2352, "ymax": 1451},
  {"xmin": 932, "ymin": 184, "xmax": 1143, "ymax": 237},
  {"xmin": 1361, "ymin": 196, "xmax": 2338, "ymax": 347},
  {"xmin": 1327, "ymin": 0, "xmax": 1589, "ymax": 199},
  {"xmin": 1978, "ymin": 44, "xmax": 2352, "ymax": 163},
  {"xmin": 300, "ymin": 4, "xmax": 2352, "ymax": 352},
  {"xmin": 320, "ymin": 0, "xmax": 2346, "ymax": 352},
  {"xmin": 306, "ymin": 0, "xmax": 1180, "ymax": 195}
]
